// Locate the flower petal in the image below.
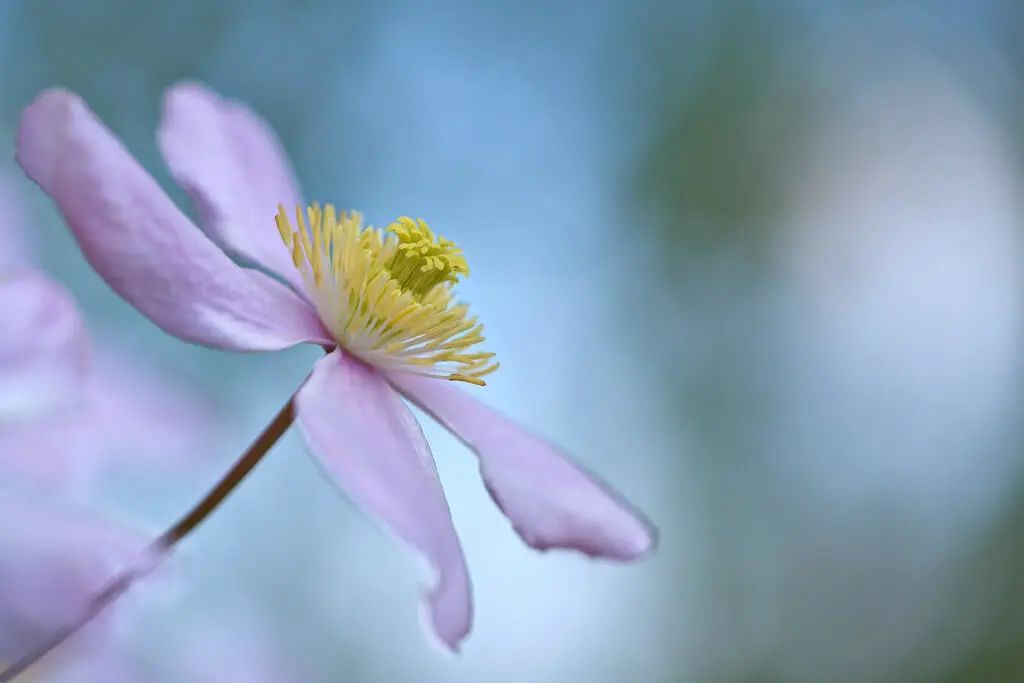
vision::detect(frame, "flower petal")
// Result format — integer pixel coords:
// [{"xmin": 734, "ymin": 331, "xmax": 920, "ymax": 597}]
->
[
  {"xmin": 0, "ymin": 269, "xmax": 90, "ymax": 420},
  {"xmin": 157, "ymin": 82, "xmax": 305, "ymax": 291},
  {"xmin": 387, "ymin": 373, "xmax": 657, "ymax": 561},
  {"xmin": 16, "ymin": 88, "xmax": 331, "ymax": 351},
  {"xmin": 296, "ymin": 351, "xmax": 471, "ymax": 650},
  {"xmin": 0, "ymin": 413, "xmax": 91, "ymax": 492},
  {"xmin": 84, "ymin": 347, "xmax": 219, "ymax": 472},
  {"xmin": 0, "ymin": 489, "xmax": 150, "ymax": 661},
  {"xmin": 0, "ymin": 171, "xmax": 36, "ymax": 269}
]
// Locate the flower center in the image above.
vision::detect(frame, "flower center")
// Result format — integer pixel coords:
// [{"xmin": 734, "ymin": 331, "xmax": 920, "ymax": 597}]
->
[{"xmin": 275, "ymin": 204, "xmax": 498, "ymax": 386}]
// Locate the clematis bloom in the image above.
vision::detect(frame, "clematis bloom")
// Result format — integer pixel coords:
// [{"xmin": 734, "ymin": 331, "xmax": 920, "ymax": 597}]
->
[{"xmin": 16, "ymin": 83, "xmax": 656, "ymax": 649}]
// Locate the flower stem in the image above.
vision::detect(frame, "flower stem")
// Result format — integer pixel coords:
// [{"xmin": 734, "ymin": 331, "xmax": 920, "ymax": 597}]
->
[
  {"xmin": 0, "ymin": 396, "xmax": 296, "ymax": 682},
  {"xmin": 160, "ymin": 397, "xmax": 295, "ymax": 546}
]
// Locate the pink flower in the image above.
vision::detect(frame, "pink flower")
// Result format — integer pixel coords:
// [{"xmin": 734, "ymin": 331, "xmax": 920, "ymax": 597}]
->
[
  {"xmin": 0, "ymin": 172, "xmax": 35, "ymax": 267},
  {"xmin": 0, "ymin": 268, "xmax": 95, "ymax": 488},
  {"xmin": 0, "ymin": 175, "xmax": 216, "ymax": 491},
  {"xmin": 0, "ymin": 487, "xmax": 150, "ymax": 666},
  {"xmin": 16, "ymin": 83, "xmax": 656, "ymax": 649},
  {"xmin": 0, "ymin": 269, "xmax": 88, "ymax": 421},
  {"xmin": 0, "ymin": 187, "xmax": 188, "ymax": 672}
]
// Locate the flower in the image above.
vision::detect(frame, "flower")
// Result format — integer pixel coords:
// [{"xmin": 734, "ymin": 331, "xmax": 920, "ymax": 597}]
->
[
  {"xmin": 16, "ymin": 83, "xmax": 657, "ymax": 649},
  {"xmin": 0, "ymin": 269, "xmax": 91, "ymax": 487},
  {"xmin": 0, "ymin": 181, "xmax": 190, "ymax": 674},
  {"xmin": 0, "ymin": 487, "xmax": 151, "ymax": 669},
  {"xmin": 0, "ymin": 173, "xmax": 35, "ymax": 267},
  {"xmin": 0, "ymin": 173, "xmax": 217, "ymax": 491},
  {"xmin": 0, "ymin": 268, "xmax": 88, "ymax": 421}
]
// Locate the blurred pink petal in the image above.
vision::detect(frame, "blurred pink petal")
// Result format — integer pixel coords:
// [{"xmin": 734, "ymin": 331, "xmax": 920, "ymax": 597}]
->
[
  {"xmin": 0, "ymin": 378, "xmax": 213, "ymax": 492},
  {"xmin": 0, "ymin": 167, "xmax": 217, "ymax": 479},
  {"xmin": 296, "ymin": 351, "xmax": 472, "ymax": 650},
  {"xmin": 158, "ymin": 82, "xmax": 305, "ymax": 291},
  {"xmin": 83, "ymin": 348, "xmax": 218, "ymax": 471},
  {"xmin": 0, "ymin": 171, "xmax": 35, "ymax": 268},
  {"xmin": 0, "ymin": 413, "xmax": 90, "ymax": 491},
  {"xmin": 16, "ymin": 89, "xmax": 330, "ymax": 351},
  {"xmin": 0, "ymin": 489, "xmax": 150, "ymax": 662},
  {"xmin": 0, "ymin": 270, "xmax": 216, "ymax": 488},
  {"xmin": 0, "ymin": 269, "xmax": 90, "ymax": 420},
  {"xmin": 388, "ymin": 372, "xmax": 657, "ymax": 560}
]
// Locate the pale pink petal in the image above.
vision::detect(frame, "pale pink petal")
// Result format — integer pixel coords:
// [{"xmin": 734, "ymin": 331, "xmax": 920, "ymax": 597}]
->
[
  {"xmin": 0, "ymin": 412, "xmax": 91, "ymax": 492},
  {"xmin": 0, "ymin": 344, "xmax": 218, "ymax": 493},
  {"xmin": 84, "ymin": 346, "xmax": 219, "ymax": 471},
  {"xmin": 387, "ymin": 373, "xmax": 657, "ymax": 561},
  {"xmin": 0, "ymin": 269, "xmax": 90, "ymax": 420},
  {"xmin": 0, "ymin": 489, "xmax": 150, "ymax": 661},
  {"xmin": 0, "ymin": 171, "xmax": 36, "ymax": 268},
  {"xmin": 158, "ymin": 82, "xmax": 305, "ymax": 291},
  {"xmin": 0, "ymin": 346, "xmax": 219, "ymax": 493},
  {"xmin": 296, "ymin": 351, "xmax": 472, "ymax": 650},
  {"xmin": 16, "ymin": 88, "xmax": 331, "ymax": 351}
]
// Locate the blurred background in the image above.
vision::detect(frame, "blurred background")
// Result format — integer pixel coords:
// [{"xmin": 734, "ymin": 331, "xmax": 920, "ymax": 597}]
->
[{"xmin": 2, "ymin": 0, "xmax": 1023, "ymax": 681}]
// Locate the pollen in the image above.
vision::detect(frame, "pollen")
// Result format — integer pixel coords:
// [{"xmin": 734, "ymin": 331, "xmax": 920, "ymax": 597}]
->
[{"xmin": 275, "ymin": 204, "xmax": 498, "ymax": 386}]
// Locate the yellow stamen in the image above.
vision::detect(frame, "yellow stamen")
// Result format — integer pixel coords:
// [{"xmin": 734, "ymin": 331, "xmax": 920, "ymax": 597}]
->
[
  {"xmin": 448, "ymin": 374, "xmax": 487, "ymax": 387},
  {"xmin": 275, "ymin": 204, "xmax": 498, "ymax": 385}
]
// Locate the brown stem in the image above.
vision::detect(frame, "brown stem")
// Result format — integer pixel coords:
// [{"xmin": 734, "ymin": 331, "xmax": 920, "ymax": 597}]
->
[
  {"xmin": 0, "ymin": 396, "xmax": 296, "ymax": 682},
  {"xmin": 159, "ymin": 398, "xmax": 295, "ymax": 546}
]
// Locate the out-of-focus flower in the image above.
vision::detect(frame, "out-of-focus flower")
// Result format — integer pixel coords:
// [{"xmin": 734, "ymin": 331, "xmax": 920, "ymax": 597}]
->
[
  {"xmin": 0, "ymin": 488, "xmax": 150, "ymax": 668},
  {"xmin": 0, "ymin": 269, "xmax": 93, "ymax": 488},
  {"xmin": 16, "ymin": 83, "xmax": 656, "ymax": 649},
  {"xmin": 0, "ymin": 267, "xmax": 215, "ymax": 490},
  {"xmin": 0, "ymin": 173, "xmax": 34, "ymax": 267},
  {"xmin": 0, "ymin": 176, "xmax": 216, "ymax": 491},
  {"xmin": 0, "ymin": 174, "xmax": 202, "ymax": 677},
  {"xmin": 0, "ymin": 269, "xmax": 88, "ymax": 423},
  {"xmin": 83, "ymin": 350, "xmax": 217, "ymax": 473}
]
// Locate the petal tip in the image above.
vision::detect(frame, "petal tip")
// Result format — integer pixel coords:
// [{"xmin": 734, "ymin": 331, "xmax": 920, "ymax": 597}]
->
[
  {"xmin": 606, "ymin": 506, "xmax": 659, "ymax": 561},
  {"xmin": 166, "ymin": 79, "xmax": 214, "ymax": 98},
  {"xmin": 596, "ymin": 516, "xmax": 660, "ymax": 563},
  {"xmin": 16, "ymin": 88, "xmax": 84, "ymax": 189},
  {"xmin": 422, "ymin": 574, "xmax": 472, "ymax": 653},
  {"xmin": 623, "ymin": 519, "xmax": 659, "ymax": 561},
  {"xmin": 486, "ymin": 477, "xmax": 659, "ymax": 563},
  {"xmin": 24, "ymin": 87, "xmax": 83, "ymax": 113},
  {"xmin": 420, "ymin": 554, "xmax": 473, "ymax": 653},
  {"xmin": 161, "ymin": 80, "xmax": 219, "ymax": 117},
  {"xmin": 158, "ymin": 81, "xmax": 218, "ymax": 146},
  {"xmin": 424, "ymin": 598, "xmax": 470, "ymax": 653}
]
